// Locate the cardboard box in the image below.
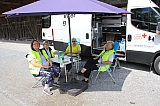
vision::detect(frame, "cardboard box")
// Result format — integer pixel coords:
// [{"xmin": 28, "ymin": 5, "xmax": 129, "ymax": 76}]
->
[{"xmin": 106, "ymin": 33, "xmax": 115, "ymax": 41}]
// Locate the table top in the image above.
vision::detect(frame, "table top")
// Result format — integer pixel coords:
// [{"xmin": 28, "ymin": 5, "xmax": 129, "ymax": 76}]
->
[{"xmin": 50, "ymin": 56, "xmax": 78, "ymax": 65}]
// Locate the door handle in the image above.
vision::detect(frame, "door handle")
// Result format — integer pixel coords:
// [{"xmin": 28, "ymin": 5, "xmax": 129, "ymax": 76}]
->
[
  {"xmin": 127, "ymin": 34, "xmax": 132, "ymax": 42},
  {"xmin": 86, "ymin": 33, "xmax": 89, "ymax": 39}
]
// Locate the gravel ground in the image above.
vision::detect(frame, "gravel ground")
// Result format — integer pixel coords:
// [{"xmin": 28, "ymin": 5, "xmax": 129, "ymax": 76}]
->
[{"xmin": 0, "ymin": 40, "xmax": 160, "ymax": 106}]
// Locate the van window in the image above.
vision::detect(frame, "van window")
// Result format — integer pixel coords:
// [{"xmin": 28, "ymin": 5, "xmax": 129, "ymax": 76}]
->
[
  {"xmin": 131, "ymin": 8, "xmax": 149, "ymax": 31},
  {"xmin": 149, "ymin": 8, "xmax": 159, "ymax": 33},
  {"xmin": 42, "ymin": 15, "xmax": 51, "ymax": 28},
  {"xmin": 131, "ymin": 7, "xmax": 159, "ymax": 33}
]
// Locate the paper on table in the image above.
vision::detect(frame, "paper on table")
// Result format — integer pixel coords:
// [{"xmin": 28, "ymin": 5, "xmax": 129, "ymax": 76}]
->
[{"xmin": 64, "ymin": 56, "xmax": 71, "ymax": 59}]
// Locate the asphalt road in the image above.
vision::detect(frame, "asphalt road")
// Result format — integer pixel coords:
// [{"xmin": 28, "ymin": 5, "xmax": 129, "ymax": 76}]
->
[{"xmin": 0, "ymin": 40, "xmax": 160, "ymax": 106}]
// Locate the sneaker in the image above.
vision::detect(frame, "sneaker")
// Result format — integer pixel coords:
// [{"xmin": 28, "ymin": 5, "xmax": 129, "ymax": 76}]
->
[
  {"xmin": 43, "ymin": 88, "xmax": 53, "ymax": 95},
  {"xmin": 82, "ymin": 79, "xmax": 89, "ymax": 83},
  {"xmin": 68, "ymin": 71, "xmax": 72, "ymax": 76},
  {"xmin": 77, "ymin": 71, "xmax": 84, "ymax": 75},
  {"xmin": 53, "ymin": 81, "xmax": 60, "ymax": 87}
]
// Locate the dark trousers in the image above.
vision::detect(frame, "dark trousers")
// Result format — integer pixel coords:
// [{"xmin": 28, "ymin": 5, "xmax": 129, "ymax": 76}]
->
[{"xmin": 83, "ymin": 58, "xmax": 98, "ymax": 78}]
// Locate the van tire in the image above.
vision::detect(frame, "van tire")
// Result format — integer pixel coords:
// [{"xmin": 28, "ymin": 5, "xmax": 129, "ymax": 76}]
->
[{"xmin": 154, "ymin": 56, "xmax": 160, "ymax": 75}]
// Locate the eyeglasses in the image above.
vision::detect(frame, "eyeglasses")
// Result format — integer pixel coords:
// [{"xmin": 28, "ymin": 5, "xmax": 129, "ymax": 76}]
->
[{"xmin": 72, "ymin": 41, "xmax": 76, "ymax": 42}]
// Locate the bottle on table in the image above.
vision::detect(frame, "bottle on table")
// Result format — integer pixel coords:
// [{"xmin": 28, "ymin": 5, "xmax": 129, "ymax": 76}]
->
[
  {"xmin": 61, "ymin": 52, "xmax": 64, "ymax": 62},
  {"xmin": 58, "ymin": 50, "xmax": 60, "ymax": 60}
]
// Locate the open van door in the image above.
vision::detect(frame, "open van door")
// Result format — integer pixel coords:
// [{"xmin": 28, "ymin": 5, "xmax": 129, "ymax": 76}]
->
[
  {"xmin": 158, "ymin": 18, "xmax": 160, "ymax": 34},
  {"xmin": 154, "ymin": 18, "xmax": 160, "ymax": 44}
]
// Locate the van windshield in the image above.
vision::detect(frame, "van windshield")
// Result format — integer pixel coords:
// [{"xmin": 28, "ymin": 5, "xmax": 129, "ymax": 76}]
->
[
  {"xmin": 42, "ymin": 15, "xmax": 51, "ymax": 28},
  {"xmin": 154, "ymin": 7, "xmax": 160, "ymax": 16}
]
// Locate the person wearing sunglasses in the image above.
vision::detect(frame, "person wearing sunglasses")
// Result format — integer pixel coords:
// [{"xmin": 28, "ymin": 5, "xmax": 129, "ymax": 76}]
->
[
  {"xmin": 65, "ymin": 38, "xmax": 81, "ymax": 72},
  {"xmin": 65, "ymin": 38, "xmax": 81, "ymax": 57}
]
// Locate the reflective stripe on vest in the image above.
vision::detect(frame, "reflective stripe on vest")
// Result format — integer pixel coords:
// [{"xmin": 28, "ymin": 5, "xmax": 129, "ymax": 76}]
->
[
  {"xmin": 28, "ymin": 50, "xmax": 42, "ymax": 75},
  {"xmin": 42, "ymin": 48, "xmax": 54, "ymax": 58},
  {"xmin": 98, "ymin": 49, "xmax": 105, "ymax": 57},
  {"xmin": 50, "ymin": 50, "xmax": 54, "ymax": 58},
  {"xmin": 41, "ymin": 49, "xmax": 49, "ymax": 61},
  {"xmin": 98, "ymin": 49, "xmax": 115, "ymax": 72}
]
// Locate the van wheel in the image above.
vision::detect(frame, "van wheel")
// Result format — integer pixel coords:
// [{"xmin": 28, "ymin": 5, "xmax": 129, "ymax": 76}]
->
[{"xmin": 154, "ymin": 56, "xmax": 160, "ymax": 75}]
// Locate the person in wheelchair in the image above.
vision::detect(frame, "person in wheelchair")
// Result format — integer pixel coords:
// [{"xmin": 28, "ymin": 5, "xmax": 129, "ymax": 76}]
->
[
  {"xmin": 80, "ymin": 41, "xmax": 115, "ymax": 83},
  {"xmin": 26, "ymin": 40, "xmax": 61, "ymax": 95}
]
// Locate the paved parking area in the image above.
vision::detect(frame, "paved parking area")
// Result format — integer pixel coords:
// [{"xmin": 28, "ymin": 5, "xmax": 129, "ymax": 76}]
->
[{"xmin": 0, "ymin": 40, "xmax": 160, "ymax": 106}]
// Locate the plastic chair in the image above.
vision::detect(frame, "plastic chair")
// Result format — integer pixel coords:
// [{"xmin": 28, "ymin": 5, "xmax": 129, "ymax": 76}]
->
[
  {"xmin": 31, "ymin": 74, "xmax": 45, "ymax": 88},
  {"xmin": 25, "ymin": 53, "xmax": 45, "ymax": 88},
  {"xmin": 92, "ymin": 41, "xmax": 120, "ymax": 84}
]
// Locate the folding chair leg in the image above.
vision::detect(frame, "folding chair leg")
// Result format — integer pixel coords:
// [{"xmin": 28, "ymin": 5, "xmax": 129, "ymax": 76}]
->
[
  {"xmin": 117, "ymin": 59, "xmax": 121, "ymax": 69},
  {"xmin": 112, "ymin": 66, "xmax": 116, "ymax": 73},
  {"xmin": 80, "ymin": 61, "xmax": 83, "ymax": 67},
  {"xmin": 95, "ymin": 72, "xmax": 100, "ymax": 81},
  {"xmin": 77, "ymin": 61, "xmax": 79, "ymax": 73},
  {"xmin": 32, "ymin": 82, "xmax": 41, "ymax": 88},
  {"xmin": 107, "ymin": 71, "xmax": 116, "ymax": 83},
  {"xmin": 32, "ymin": 77, "xmax": 45, "ymax": 88}
]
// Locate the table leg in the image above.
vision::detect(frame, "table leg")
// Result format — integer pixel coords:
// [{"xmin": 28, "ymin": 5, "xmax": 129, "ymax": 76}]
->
[
  {"xmin": 76, "ymin": 60, "xmax": 80, "ymax": 73},
  {"xmin": 64, "ymin": 65, "xmax": 68, "ymax": 82}
]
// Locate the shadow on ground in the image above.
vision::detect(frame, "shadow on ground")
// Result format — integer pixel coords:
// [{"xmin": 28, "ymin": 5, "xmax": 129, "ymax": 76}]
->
[
  {"xmin": 120, "ymin": 61, "xmax": 150, "ymax": 72},
  {"xmin": 53, "ymin": 60, "xmax": 132, "ymax": 93},
  {"xmin": 86, "ymin": 67, "xmax": 131, "ymax": 91},
  {"xmin": 57, "ymin": 59, "xmax": 154, "ymax": 93}
]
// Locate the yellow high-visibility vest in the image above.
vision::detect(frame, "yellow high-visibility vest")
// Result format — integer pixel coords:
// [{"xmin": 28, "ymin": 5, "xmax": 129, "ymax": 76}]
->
[
  {"xmin": 28, "ymin": 50, "xmax": 42, "ymax": 75},
  {"xmin": 41, "ymin": 47, "xmax": 54, "ymax": 58},
  {"xmin": 98, "ymin": 49, "xmax": 115, "ymax": 72}
]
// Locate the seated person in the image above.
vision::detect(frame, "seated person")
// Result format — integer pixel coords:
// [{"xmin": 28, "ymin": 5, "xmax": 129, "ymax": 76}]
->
[
  {"xmin": 26, "ymin": 40, "xmax": 60, "ymax": 95},
  {"xmin": 65, "ymin": 38, "xmax": 81, "ymax": 57},
  {"xmin": 42, "ymin": 40, "xmax": 55, "ymax": 58},
  {"xmin": 41, "ymin": 40, "xmax": 61, "ymax": 84},
  {"xmin": 65, "ymin": 38, "xmax": 81, "ymax": 72},
  {"xmin": 80, "ymin": 41, "xmax": 115, "ymax": 83}
]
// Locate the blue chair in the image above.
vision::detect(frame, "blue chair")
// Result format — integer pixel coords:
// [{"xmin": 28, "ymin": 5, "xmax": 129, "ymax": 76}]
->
[
  {"xmin": 110, "ymin": 41, "xmax": 121, "ymax": 73},
  {"xmin": 92, "ymin": 41, "xmax": 120, "ymax": 84},
  {"xmin": 113, "ymin": 41, "xmax": 120, "ymax": 51}
]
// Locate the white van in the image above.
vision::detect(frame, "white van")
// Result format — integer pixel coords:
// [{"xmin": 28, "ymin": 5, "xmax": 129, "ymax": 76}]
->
[{"xmin": 42, "ymin": 0, "xmax": 160, "ymax": 74}]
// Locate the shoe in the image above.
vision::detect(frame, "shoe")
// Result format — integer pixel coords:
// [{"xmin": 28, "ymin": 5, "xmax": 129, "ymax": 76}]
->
[
  {"xmin": 77, "ymin": 71, "xmax": 84, "ymax": 75},
  {"xmin": 43, "ymin": 88, "xmax": 53, "ymax": 95},
  {"xmin": 53, "ymin": 81, "xmax": 60, "ymax": 87},
  {"xmin": 68, "ymin": 71, "xmax": 72, "ymax": 76},
  {"xmin": 82, "ymin": 79, "xmax": 89, "ymax": 83}
]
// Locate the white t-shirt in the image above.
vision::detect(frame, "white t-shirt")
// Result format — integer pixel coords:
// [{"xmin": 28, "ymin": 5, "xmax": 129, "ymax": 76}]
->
[{"xmin": 108, "ymin": 53, "xmax": 114, "ymax": 62}]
